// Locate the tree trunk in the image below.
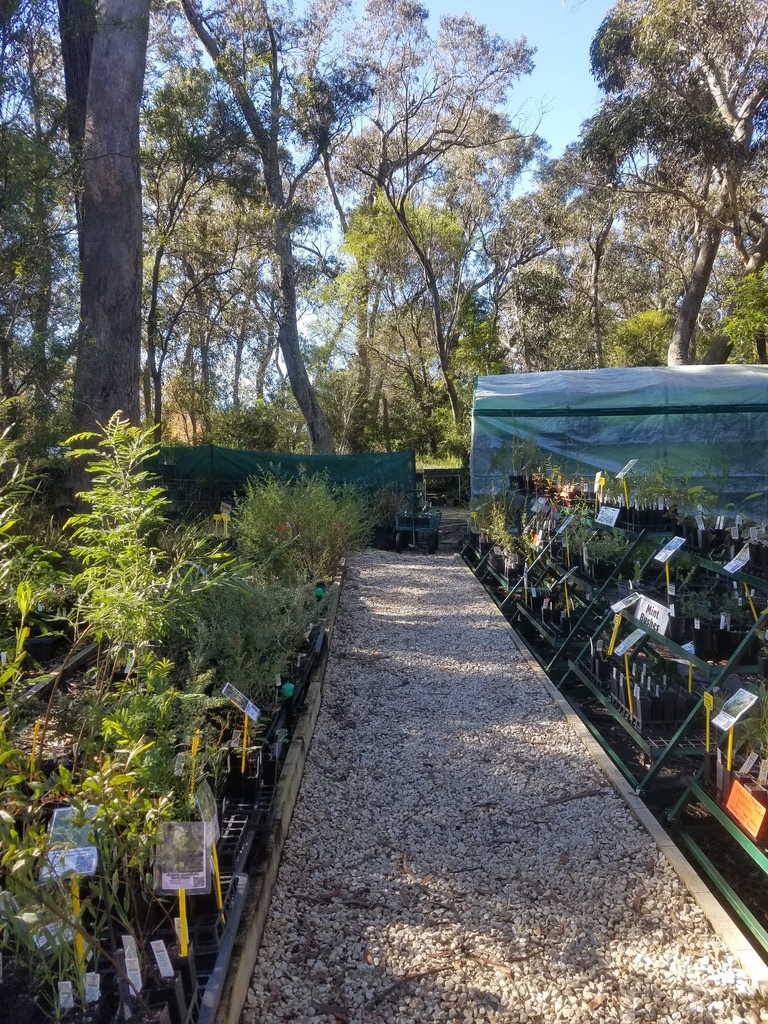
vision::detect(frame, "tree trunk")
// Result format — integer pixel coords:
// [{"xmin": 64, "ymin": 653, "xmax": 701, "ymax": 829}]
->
[
  {"xmin": 589, "ymin": 215, "xmax": 613, "ymax": 367},
  {"xmin": 668, "ymin": 222, "xmax": 722, "ymax": 365},
  {"xmin": 73, "ymin": 0, "xmax": 149, "ymax": 431},
  {"xmin": 57, "ymin": 0, "xmax": 96, "ymax": 264},
  {"xmin": 273, "ymin": 215, "xmax": 334, "ymax": 451},
  {"xmin": 146, "ymin": 243, "xmax": 164, "ymax": 437},
  {"xmin": 233, "ymin": 322, "xmax": 245, "ymax": 408}
]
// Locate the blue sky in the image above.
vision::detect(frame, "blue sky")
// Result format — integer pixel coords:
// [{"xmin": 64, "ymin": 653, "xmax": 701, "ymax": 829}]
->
[{"xmin": 429, "ymin": 0, "xmax": 613, "ymax": 156}]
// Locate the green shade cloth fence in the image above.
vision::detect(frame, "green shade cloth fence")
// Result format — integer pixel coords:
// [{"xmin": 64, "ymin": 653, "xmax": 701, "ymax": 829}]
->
[
  {"xmin": 154, "ymin": 445, "xmax": 416, "ymax": 506},
  {"xmin": 471, "ymin": 365, "xmax": 768, "ymax": 514}
]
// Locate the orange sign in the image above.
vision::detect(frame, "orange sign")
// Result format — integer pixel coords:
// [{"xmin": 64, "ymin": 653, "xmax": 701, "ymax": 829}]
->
[{"xmin": 726, "ymin": 779, "xmax": 768, "ymax": 840}]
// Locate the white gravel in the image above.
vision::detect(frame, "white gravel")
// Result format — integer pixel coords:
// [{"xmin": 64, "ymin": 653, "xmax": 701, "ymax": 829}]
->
[{"xmin": 243, "ymin": 550, "xmax": 767, "ymax": 1024}]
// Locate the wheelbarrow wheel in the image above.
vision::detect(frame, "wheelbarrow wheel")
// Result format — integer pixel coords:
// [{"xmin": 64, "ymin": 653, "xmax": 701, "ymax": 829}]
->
[
  {"xmin": 395, "ymin": 531, "xmax": 404, "ymax": 553},
  {"xmin": 428, "ymin": 531, "xmax": 438, "ymax": 554}
]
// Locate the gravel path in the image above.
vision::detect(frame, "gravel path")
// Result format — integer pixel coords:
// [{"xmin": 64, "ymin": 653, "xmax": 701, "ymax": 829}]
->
[{"xmin": 243, "ymin": 551, "xmax": 766, "ymax": 1024}]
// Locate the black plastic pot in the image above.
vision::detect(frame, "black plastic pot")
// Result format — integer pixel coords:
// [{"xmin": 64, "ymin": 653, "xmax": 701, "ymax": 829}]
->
[
  {"xmin": 371, "ymin": 526, "xmax": 395, "ymax": 550},
  {"xmin": 22, "ymin": 633, "xmax": 66, "ymax": 662}
]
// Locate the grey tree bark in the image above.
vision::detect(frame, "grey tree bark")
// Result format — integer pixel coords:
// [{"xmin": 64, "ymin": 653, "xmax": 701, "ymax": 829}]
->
[
  {"xmin": 668, "ymin": 220, "xmax": 722, "ymax": 365},
  {"xmin": 72, "ymin": 0, "xmax": 149, "ymax": 430}
]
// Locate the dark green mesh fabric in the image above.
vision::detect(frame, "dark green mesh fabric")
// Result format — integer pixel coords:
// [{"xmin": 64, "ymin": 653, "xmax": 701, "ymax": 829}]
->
[{"xmin": 153, "ymin": 445, "xmax": 416, "ymax": 508}]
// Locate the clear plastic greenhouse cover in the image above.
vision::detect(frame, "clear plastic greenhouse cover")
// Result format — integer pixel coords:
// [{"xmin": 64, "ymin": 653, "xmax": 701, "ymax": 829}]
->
[{"xmin": 471, "ymin": 365, "xmax": 768, "ymax": 513}]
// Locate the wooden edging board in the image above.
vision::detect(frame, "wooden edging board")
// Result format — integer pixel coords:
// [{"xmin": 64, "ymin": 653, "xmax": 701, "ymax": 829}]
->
[
  {"xmin": 460, "ymin": 555, "xmax": 768, "ymax": 994},
  {"xmin": 214, "ymin": 566, "xmax": 345, "ymax": 1024}
]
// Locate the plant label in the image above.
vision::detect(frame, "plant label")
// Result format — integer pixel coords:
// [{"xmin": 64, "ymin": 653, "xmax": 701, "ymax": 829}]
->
[
  {"xmin": 157, "ymin": 821, "xmax": 210, "ymax": 894},
  {"xmin": 751, "ymin": 527, "xmax": 760, "ymax": 541},
  {"xmin": 151, "ymin": 940, "xmax": 175, "ymax": 980},
  {"xmin": 556, "ymin": 567, "xmax": 577, "ymax": 586},
  {"xmin": 711, "ymin": 689, "xmax": 759, "ymax": 732},
  {"xmin": 173, "ymin": 753, "xmax": 185, "ymax": 776},
  {"xmin": 58, "ymin": 981, "xmax": 74, "ymax": 1010},
  {"xmin": 195, "ymin": 779, "xmax": 220, "ymax": 845},
  {"xmin": 615, "ymin": 459, "xmax": 638, "ymax": 479},
  {"xmin": 724, "ymin": 545, "xmax": 750, "ymax": 573},
  {"xmin": 739, "ymin": 752, "xmax": 760, "ymax": 777},
  {"xmin": 653, "ymin": 536, "xmax": 686, "ymax": 563},
  {"xmin": 635, "ymin": 597, "xmax": 670, "ymax": 636},
  {"xmin": 614, "ymin": 628, "xmax": 646, "ymax": 657},
  {"xmin": 611, "ymin": 593, "xmax": 641, "ymax": 613},
  {"xmin": 85, "ymin": 972, "xmax": 101, "ymax": 1003},
  {"xmin": 668, "ymin": 583, "xmax": 676, "ymax": 596},
  {"xmin": 703, "ymin": 692, "xmax": 714, "ymax": 713},
  {"xmin": 596, "ymin": 505, "xmax": 621, "ymax": 526},
  {"xmin": 122, "ymin": 936, "xmax": 142, "ymax": 995},
  {"xmin": 696, "ymin": 515, "xmax": 705, "ymax": 531},
  {"xmin": 174, "ymin": 916, "xmax": 188, "ymax": 947},
  {"xmin": 40, "ymin": 805, "xmax": 99, "ymax": 881},
  {"xmin": 556, "ymin": 513, "xmax": 575, "ymax": 536},
  {"xmin": 222, "ymin": 682, "xmax": 261, "ymax": 723},
  {"xmin": 759, "ymin": 760, "xmax": 768, "ymax": 786},
  {"xmin": 593, "ymin": 470, "xmax": 604, "ymax": 492}
]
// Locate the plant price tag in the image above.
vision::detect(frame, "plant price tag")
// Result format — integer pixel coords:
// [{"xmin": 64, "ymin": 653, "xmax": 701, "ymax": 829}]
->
[
  {"xmin": 222, "ymin": 682, "xmax": 261, "ymax": 723},
  {"xmin": 615, "ymin": 459, "xmax": 638, "ymax": 479},
  {"xmin": 614, "ymin": 628, "xmax": 646, "ymax": 657},
  {"xmin": 157, "ymin": 821, "xmax": 210, "ymax": 894},
  {"xmin": 724, "ymin": 545, "xmax": 750, "ymax": 574},
  {"xmin": 596, "ymin": 505, "xmax": 621, "ymax": 526},
  {"xmin": 556, "ymin": 566, "xmax": 578, "ymax": 586},
  {"xmin": 122, "ymin": 935, "xmax": 142, "ymax": 995},
  {"xmin": 195, "ymin": 779, "xmax": 221, "ymax": 845},
  {"xmin": 711, "ymin": 688, "xmax": 759, "ymax": 732},
  {"xmin": 85, "ymin": 972, "xmax": 101, "ymax": 1004},
  {"xmin": 58, "ymin": 981, "xmax": 74, "ymax": 1010},
  {"xmin": 738, "ymin": 752, "xmax": 760, "ymax": 777},
  {"xmin": 556, "ymin": 513, "xmax": 575, "ymax": 536},
  {"xmin": 151, "ymin": 940, "xmax": 175, "ymax": 980},
  {"xmin": 653, "ymin": 536, "xmax": 686, "ymax": 563},
  {"xmin": 40, "ymin": 805, "xmax": 99, "ymax": 881},
  {"xmin": 611, "ymin": 593, "xmax": 641, "ymax": 613}
]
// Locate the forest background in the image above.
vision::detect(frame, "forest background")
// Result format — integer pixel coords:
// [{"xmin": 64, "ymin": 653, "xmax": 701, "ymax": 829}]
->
[{"xmin": 2, "ymin": 0, "xmax": 768, "ymax": 465}]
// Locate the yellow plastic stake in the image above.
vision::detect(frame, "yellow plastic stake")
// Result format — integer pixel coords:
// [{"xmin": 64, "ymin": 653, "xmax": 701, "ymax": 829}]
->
[
  {"xmin": 624, "ymin": 654, "xmax": 634, "ymax": 716},
  {"xmin": 71, "ymin": 877, "xmax": 85, "ymax": 971},
  {"xmin": 607, "ymin": 613, "xmax": 622, "ymax": 657},
  {"xmin": 622, "ymin": 477, "xmax": 630, "ymax": 512},
  {"xmin": 665, "ymin": 561, "xmax": 671, "ymax": 598},
  {"xmin": 241, "ymin": 712, "xmax": 249, "ymax": 775},
  {"xmin": 744, "ymin": 583, "xmax": 759, "ymax": 623},
  {"xmin": 687, "ymin": 662, "xmax": 693, "ymax": 694},
  {"xmin": 563, "ymin": 581, "xmax": 572, "ymax": 625},
  {"xmin": 189, "ymin": 732, "xmax": 201, "ymax": 798},
  {"xmin": 703, "ymin": 691, "xmax": 714, "ymax": 752},
  {"xmin": 727, "ymin": 727, "xmax": 734, "ymax": 772},
  {"xmin": 211, "ymin": 845, "xmax": 226, "ymax": 924},
  {"xmin": 178, "ymin": 889, "xmax": 188, "ymax": 957},
  {"xmin": 565, "ymin": 528, "xmax": 571, "ymax": 568}
]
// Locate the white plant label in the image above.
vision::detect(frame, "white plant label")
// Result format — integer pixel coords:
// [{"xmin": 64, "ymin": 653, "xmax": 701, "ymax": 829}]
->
[
  {"xmin": 615, "ymin": 459, "xmax": 638, "ymax": 479},
  {"xmin": 85, "ymin": 972, "xmax": 101, "ymax": 1004},
  {"xmin": 724, "ymin": 545, "xmax": 750, "ymax": 574},
  {"xmin": 58, "ymin": 981, "xmax": 74, "ymax": 1010},
  {"xmin": 596, "ymin": 505, "xmax": 621, "ymax": 526},
  {"xmin": 611, "ymin": 593, "xmax": 641, "ymax": 613},
  {"xmin": 681, "ymin": 641, "xmax": 695, "ymax": 654},
  {"xmin": 738, "ymin": 752, "xmax": 760, "ymax": 777},
  {"xmin": 711, "ymin": 689, "xmax": 760, "ymax": 732},
  {"xmin": 653, "ymin": 536, "xmax": 686, "ymax": 563},
  {"xmin": 614, "ymin": 628, "xmax": 647, "ymax": 657},
  {"xmin": 173, "ymin": 752, "xmax": 185, "ymax": 777},
  {"xmin": 759, "ymin": 760, "xmax": 768, "ymax": 787},
  {"xmin": 555, "ymin": 513, "xmax": 575, "ymax": 536},
  {"xmin": 195, "ymin": 779, "xmax": 220, "ymax": 845},
  {"xmin": 751, "ymin": 527, "xmax": 760, "ymax": 542},
  {"xmin": 151, "ymin": 940, "xmax": 175, "ymax": 980},
  {"xmin": 696, "ymin": 515, "xmax": 705, "ymax": 531},
  {"xmin": 222, "ymin": 682, "xmax": 260, "ymax": 723},
  {"xmin": 556, "ymin": 567, "xmax": 578, "ymax": 586},
  {"xmin": 40, "ymin": 805, "xmax": 99, "ymax": 880},
  {"xmin": 174, "ymin": 916, "xmax": 188, "ymax": 948},
  {"xmin": 122, "ymin": 935, "xmax": 142, "ymax": 995}
]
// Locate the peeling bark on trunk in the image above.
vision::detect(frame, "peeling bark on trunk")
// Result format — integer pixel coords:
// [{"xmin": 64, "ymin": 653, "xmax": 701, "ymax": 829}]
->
[
  {"xmin": 589, "ymin": 215, "xmax": 612, "ymax": 367},
  {"xmin": 73, "ymin": 0, "xmax": 149, "ymax": 430}
]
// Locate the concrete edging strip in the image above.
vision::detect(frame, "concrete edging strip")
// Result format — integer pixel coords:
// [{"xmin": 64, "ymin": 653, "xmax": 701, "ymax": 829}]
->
[
  {"xmin": 214, "ymin": 568, "xmax": 345, "ymax": 1024},
  {"xmin": 460, "ymin": 555, "xmax": 768, "ymax": 994}
]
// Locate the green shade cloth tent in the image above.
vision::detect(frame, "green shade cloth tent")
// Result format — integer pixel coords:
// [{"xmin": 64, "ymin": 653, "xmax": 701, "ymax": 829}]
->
[{"xmin": 471, "ymin": 365, "xmax": 768, "ymax": 513}]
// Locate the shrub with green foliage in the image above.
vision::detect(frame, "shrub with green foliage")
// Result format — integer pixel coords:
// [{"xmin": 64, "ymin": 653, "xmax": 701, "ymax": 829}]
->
[{"xmin": 233, "ymin": 475, "xmax": 374, "ymax": 583}]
